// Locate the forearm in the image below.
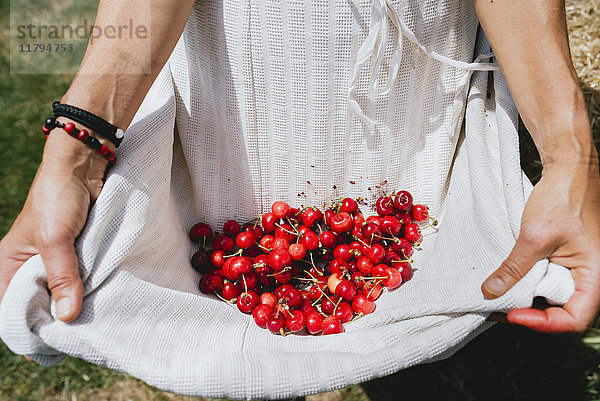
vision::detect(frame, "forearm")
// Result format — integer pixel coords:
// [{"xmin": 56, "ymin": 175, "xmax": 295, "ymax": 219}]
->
[
  {"xmin": 473, "ymin": 0, "xmax": 597, "ymax": 166},
  {"xmin": 62, "ymin": 0, "xmax": 195, "ymax": 131}
]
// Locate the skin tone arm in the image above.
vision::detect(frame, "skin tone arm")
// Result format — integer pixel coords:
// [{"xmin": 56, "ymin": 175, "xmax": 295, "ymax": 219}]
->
[
  {"xmin": 474, "ymin": 0, "xmax": 600, "ymax": 332},
  {"xmin": 0, "ymin": 0, "xmax": 196, "ymax": 322}
]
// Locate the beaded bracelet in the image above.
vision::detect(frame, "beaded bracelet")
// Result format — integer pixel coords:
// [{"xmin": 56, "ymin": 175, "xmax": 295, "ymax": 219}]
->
[{"xmin": 42, "ymin": 117, "xmax": 117, "ymax": 165}]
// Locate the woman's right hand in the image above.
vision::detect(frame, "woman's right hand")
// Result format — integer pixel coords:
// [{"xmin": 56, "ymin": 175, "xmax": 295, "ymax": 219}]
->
[{"xmin": 0, "ymin": 124, "xmax": 109, "ymax": 322}]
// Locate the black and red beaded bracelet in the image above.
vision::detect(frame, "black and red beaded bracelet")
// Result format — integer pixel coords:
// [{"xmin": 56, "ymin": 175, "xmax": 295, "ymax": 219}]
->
[{"xmin": 42, "ymin": 117, "xmax": 117, "ymax": 165}]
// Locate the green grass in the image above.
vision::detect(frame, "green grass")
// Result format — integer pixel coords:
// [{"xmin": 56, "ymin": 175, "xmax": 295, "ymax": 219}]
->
[{"xmin": 1, "ymin": 0, "xmax": 600, "ymax": 399}]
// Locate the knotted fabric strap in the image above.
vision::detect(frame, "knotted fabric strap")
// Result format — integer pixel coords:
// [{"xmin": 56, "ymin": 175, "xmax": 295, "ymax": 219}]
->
[{"xmin": 348, "ymin": 0, "xmax": 501, "ymax": 128}]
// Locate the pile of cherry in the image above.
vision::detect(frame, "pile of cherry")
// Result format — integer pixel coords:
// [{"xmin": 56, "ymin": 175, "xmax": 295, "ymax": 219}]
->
[{"xmin": 189, "ymin": 190, "xmax": 436, "ymax": 336}]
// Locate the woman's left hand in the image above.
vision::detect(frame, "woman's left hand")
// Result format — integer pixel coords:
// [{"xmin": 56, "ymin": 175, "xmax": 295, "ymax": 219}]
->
[{"xmin": 482, "ymin": 159, "xmax": 600, "ymax": 332}]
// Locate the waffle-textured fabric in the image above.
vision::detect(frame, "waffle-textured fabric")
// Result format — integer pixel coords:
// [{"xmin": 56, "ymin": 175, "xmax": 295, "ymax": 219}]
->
[{"xmin": 0, "ymin": 0, "xmax": 575, "ymax": 399}]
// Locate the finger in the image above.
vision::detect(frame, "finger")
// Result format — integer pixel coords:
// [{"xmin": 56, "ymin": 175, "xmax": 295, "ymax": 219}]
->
[
  {"xmin": 0, "ymin": 253, "xmax": 24, "ymax": 304},
  {"xmin": 482, "ymin": 233, "xmax": 548, "ymax": 299},
  {"xmin": 0, "ymin": 234, "xmax": 31, "ymax": 303},
  {"xmin": 40, "ymin": 239, "xmax": 83, "ymax": 322},
  {"xmin": 507, "ymin": 270, "xmax": 600, "ymax": 333}
]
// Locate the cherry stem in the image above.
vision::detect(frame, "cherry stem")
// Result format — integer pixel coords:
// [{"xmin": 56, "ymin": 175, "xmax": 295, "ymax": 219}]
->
[
  {"xmin": 275, "ymin": 223, "xmax": 298, "ymax": 236},
  {"xmin": 268, "ymin": 266, "xmax": 292, "ymax": 277},
  {"xmin": 223, "ymin": 249, "xmax": 243, "ymax": 258},
  {"xmin": 214, "ymin": 291, "xmax": 236, "ymax": 304},
  {"xmin": 374, "ymin": 234, "xmax": 396, "ymax": 241},
  {"xmin": 242, "ymin": 274, "xmax": 248, "ymax": 293},
  {"xmin": 311, "ymin": 293, "xmax": 324, "ymax": 306},
  {"xmin": 258, "ymin": 244, "xmax": 272, "ymax": 252},
  {"xmin": 332, "ymin": 298, "xmax": 342, "ymax": 315},
  {"xmin": 391, "ymin": 259, "xmax": 414, "ymax": 264},
  {"xmin": 343, "ymin": 313, "xmax": 364, "ymax": 325}
]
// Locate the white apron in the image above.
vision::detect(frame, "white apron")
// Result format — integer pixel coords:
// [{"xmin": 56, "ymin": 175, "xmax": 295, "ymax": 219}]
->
[{"xmin": 1, "ymin": 0, "xmax": 574, "ymax": 398}]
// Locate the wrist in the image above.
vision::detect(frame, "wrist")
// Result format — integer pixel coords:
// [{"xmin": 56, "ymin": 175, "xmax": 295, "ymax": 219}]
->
[{"xmin": 43, "ymin": 121, "xmax": 110, "ymax": 176}]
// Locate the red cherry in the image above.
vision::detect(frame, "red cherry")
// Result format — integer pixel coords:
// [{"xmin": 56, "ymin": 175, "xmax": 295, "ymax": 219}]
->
[
  {"xmin": 379, "ymin": 216, "xmax": 402, "ymax": 236},
  {"xmin": 290, "ymin": 207, "xmax": 302, "ymax": 220},
  {"xmin": 189, "ymin": 222, "xmax": 213, "ymax": 243},
  {"xmin": 273, "ymin": 268, "xmax": 293, "ymax": 283},
  {"xmin": 323, "ymin": 209, "xmax": 335, "ymax": 226},
  {"xmin": 335, "ymin": 279, "xmax": 357, "ymax": 302},
  {"xmin": 352, "ymin": 293, "xmax": 376, "ymax": 315},
  {"xmin": 299, "ymin": 298, "xmax": 316, "ymax": 314},
  {"xmin": 356, "ymin": 255, "xmax": 374, "ymax": 275},
  {"xmin": 199, "ymin": 273, "xmax": 224, "ymax": 294},
  {"xmin": 266, "ymin": 311, "xmax": 286, "ymax": 335},
  {"xmin": 333, "ymin": 302, "xmax": 353, "ymax": 323},
  {"xmin": 240, "ymin": 272, "xmax": 257, "ymax": 290},
  {"xmin": 213, "ymin": 234, "xmax": 235, "ymax": 252},
  {"xmin": 279, "ymin": 287, "xmax": 302, "ymax": 308},
  {"xmin": 306, "ymin": 311, "xmax": 324, "ymax": 335},
  {"xmin": 243, "ymin": 245, "xmax": 261, "ymax": 259},
  {"xmin": 272, "ymin": 237, "xmax": 290, "ymax": 251},
  {"xmin": 302, "ymin": 208, "xmax": 322, "ymax": 227},
  {"xmin": 340, "ymin": 197, "xmax": 358, "ymax": 214},
  {"xmin": 362, "ymin": 222, "xmax": 382, "ymax": 244},
  {"xmin": 351, "ymin": 223, "xmax": 365, "ymax": 240},
  {"xmin": 289, "ymin": 243, "xmax": 306, "ymax": 260},
  {"xmin": 243, "ymin": 223, "xmax": 264, "ymax": 240},
  {"xmin": 372, "ymin": 263, "xmax": 389, "ymax": 279},
  {"xmin": 209, "ymin": 268, "xmax": 225, "ymax": 277},
  {"xmin": 211, "ymin": 250, "xmax": 225, "ymax": 267},
  {"xmin": 412, "ymin": 204, "xmax": 429, "ymax": 222},
  {"xmin": 252, "ymin": 304, "xmax": 273, "ymax": 328},
  {"xmin": 286, "ymin": 310, "xmax": 306, "ymax": 332},
  {"xmin": 366, "ymin": 215, "xmax": 381, "ymax": 225},
  {"xmin": 222, "ymin": 281, "xmax": 241, "ymax": 300},
  {"xmin": 384, "ymin": 250, "xmax": 403, "ymax": 266},
  {"xmin": 382, "ymin": 267, "xmax": 402, "ymax": 289},
  {"xmin": 259, "ymin": 235, "xmax": 275, "ymax": 250},
  {"xmin": 391, "ymin": 238, "xmax": 413, "ymax": 258},
  {"xmin": 267, "ymin": 250, "xmax": 292, "ymax": 272},
  {"xmin": 256, "ymin": 291, "xmax": 276, "ymax": 308},
  {"xmin": 327, "ymin": 272, "xmax": 343, "ymax": 294},
  {"xmin": 223, "ymin": 220, "xmax": 241, "ymax": 237},
  {"xmin": 301, "ymin": 229, "xmax": 320, "ymax": 251},
  {"xmin": 272, "ymin": 201, "xmax": 291, "ymax": 219},
  {"xmin": 319, "ymin": 231, "xmax": 338, "ymax": 248},
  {"xmin": 328, "ymin": 258, "xmax": 348, "ymax": 275},
  {"xmin": 308, "ymin": 280, "xmax": 327, "ymax": 300},
  {"xmin": 395, "ymin": 211, "xmax": 413, "ymax": 225},
  {"xmin": 322, "ymin": 316, "xmax": 344, "ymax": 335},
  {"xmin": 353, "ymin": 213, "xmax": 365, "ymax": 225},
  {"xmin": 363, "ymin": 280, "xmax": 382, "ymax": 301},
  {"xmin": 236, "ymin": 231, "xmax": 256, "ymax": 249},
  {"xmin": 400, "ymin": 264, "xmax": 414, "ymax": 282},
  {"xmin": 236, "ymin": 290, "xmax": 259, "ymax": 314},
  {"xmin": 394, "ymin": 190, "xmax": 413, "ymax": 211},
  {"xmin": 329, "ymin": 212, "xmax": 353, "ymax": 233},
  {"xmin": 275, "ymin": 223, "xmax": 296, "ymax": 242},
  {"xmin": 333, "ymin": 244, "xmax": 353, "ymax": 261},
  {"xmin": 321, "ymin": 295, "xmax": 341, "ymax": 315},
  {"xmin": 367, "ymin": 243, "xmax": 386, "ymax": 264},
  {"xmin": 274, "ymin": 284, "xmax": 295, "ymax": 298},
  {"xmin": 262, "ymin": 212, "xmax": 279, "ymax": 232},
  {"xmin": 228, "ymin": 256, "xmax": 252, "ymax": 279},
  {"xmin": 376, "ymin": 196, "xmax": 395, "ymax": 216},
  {"xmin": 191, "ymin": 250, "xmax": 211, "ymax": 274},
  {"xmin": 403, "ymin": 223, "xmax": 422, "ymax": 243}
]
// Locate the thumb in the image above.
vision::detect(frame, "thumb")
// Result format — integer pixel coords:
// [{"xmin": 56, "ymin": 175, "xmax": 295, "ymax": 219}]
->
[
  {"xmin": 41, "ymin": 239, "xmax": 83, "ymax": 322},
  {"xmin": 482, "ymin": 233, "xmax": 546, "ymax": 299}
]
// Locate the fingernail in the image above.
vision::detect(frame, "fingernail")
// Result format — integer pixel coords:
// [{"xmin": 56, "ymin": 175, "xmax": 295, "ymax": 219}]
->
[
  {"xmin": 56, "ymin": 297, "xmax": 73, "ymax": 320},
  {"xmin": 484, "ymin": 276, "xmax": 506, "ymax": 296}
]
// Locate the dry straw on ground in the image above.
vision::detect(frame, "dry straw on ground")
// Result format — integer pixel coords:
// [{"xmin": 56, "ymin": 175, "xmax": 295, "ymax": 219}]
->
[{"xmin": 566, "ymin": 0, "xmax": 600, "ymax": 142}]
